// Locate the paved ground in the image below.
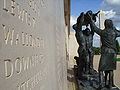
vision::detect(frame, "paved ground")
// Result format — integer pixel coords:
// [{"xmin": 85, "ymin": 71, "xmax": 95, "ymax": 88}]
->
[
  {"xmin": 67, "ymin": 60, "xmax": 78, "ymax": 90},
  {"xmin": 67, "ymin": 55, "xmax": 120, "ymax": 90}
]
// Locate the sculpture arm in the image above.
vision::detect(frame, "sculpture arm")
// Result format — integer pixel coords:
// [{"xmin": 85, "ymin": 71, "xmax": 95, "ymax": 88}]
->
[
  {"xmin": 90, "ymin": 23, "xmax": 94, "ymax": 35},
  {"xmin": 77, "ymin": 12, "xmax": 84, "ymax": 31},
  {"xmin": 90, "ymin": 20, "xmax": 102, "ymax": 35},
  {"xmin": 73, "ymin": 12, "xmax": 84, "ymax": 32},
  {"xmin": 87, "ymin": 12, "xmax": 102, "ymax": 35}
]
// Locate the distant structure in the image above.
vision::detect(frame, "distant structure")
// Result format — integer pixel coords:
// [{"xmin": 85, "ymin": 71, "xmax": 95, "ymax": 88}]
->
[{"xmin": 99, "ymin": 10, "xmax": 105, "ymax": 29}]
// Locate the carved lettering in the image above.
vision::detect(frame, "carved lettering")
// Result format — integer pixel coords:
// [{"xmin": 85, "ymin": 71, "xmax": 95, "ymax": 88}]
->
[
  {"xmin": 31, "ymin": 56, "xmax": 35, "ymax": 67},
  {"xmin": 19, "ymin": 10, "xmax": 24, "ymax": 20},
  {"xmin": 21, "ymin": 9, "xmax": 25, "ymax": 22},
  {"xmin": 3, "ymin": 0, "xmax": 37, "ymax": 27},
  {"xmin": 20, "ymin": 82, "xmax": 26, "ymax": 90},
  {"xmin": 32, "ymin": 18, "xmax": 35, "ymax": 28},
  {"xmin": 22, "ymin": 32, "xmax": 25, "ymax": 46},
  {"xmin": 27, "ymin": 14, "xmax": 31, "ymax": 26},
  {"xmin": 2, "ymin": 24, "xmax": 45, "ymax": 48},
  {"xmin": 4, "ymin": 59, "xmax": 14, "ymax": 79},
  {"xmin": 4, "ymin": 27, "xmax": 10, "ymax": 45},
  {"xmin": 15, "ymin": 33, "xmax": 20, "ymax": 45},
  {"xmin": 31, "ymin": 0, "xmax": 35, "ymax": 9},
  {"xmin": 22, "ymin": 57, "xmax": 29, "ymax": 71},
  {"xmin": 41, "ymin": 0, "xmax": 45, "ymax": 7},
  {"xmin": 37, "ymin": 38, "xmax": 40, "ymax": 47},
  {"xmin": 40, "ymin": 38, "xmax": 44, "ymax": 49},
  {"xmin": 15, "ymin": 57, "xmax": 22, "ymax": 74},
  {"xmin": 25, "ymin": 33, "xmax": 29, "ymax": 46},
  {"xmin": 3, "ymin": 0, "xmax": 8, "ymax": 12},
  {"xmin": 11, "ymin": 0, "xmax": 15, "ymax": 16},
  {"xmin": 29, "ymin": 0, "xmax": 32, "ymax": 7},
  {"xmin": 10, "ymin": 28, "xmax": 14, "ymax": 45},
  {"xmin": 3, "ymin": 54, "xmax": 44, "ymax": 79},
  {"xmin": 4, "ymin": 27, "xmax": 14, "ymax": 45},
  {"xmin": 32, "ymin": 37, "xmax": 34, "ymax": 47},
  {"xmin": 17, "ymin": 70, "xmax": 47, "ymax": 90},
  {"xmin": 25, "ymin": 11, "xmax": 28, "ymax": 25},
  {"xmin": 29, "ymin": 35, "xmax": 32, "ymax": 46},
  {"xmin": 16, "ymin": 3, "xmax": 20, "ymax": 17}
]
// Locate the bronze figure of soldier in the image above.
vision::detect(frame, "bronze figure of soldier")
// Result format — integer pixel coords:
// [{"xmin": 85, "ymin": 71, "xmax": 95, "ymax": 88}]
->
[
  {"xmin": 82, "ymin": 27, "xmax": 95, "ymax": 74},
  {"xmin": 73, "ymin": 13, "xmax": 89, "ymax": 77},
  {"xmin": 73, "ymin": 12, "xmax": 96, "ymax": 77},
  {"xmin": 88, "ymin": 13, "xmax": 120, "ymax": 89}
]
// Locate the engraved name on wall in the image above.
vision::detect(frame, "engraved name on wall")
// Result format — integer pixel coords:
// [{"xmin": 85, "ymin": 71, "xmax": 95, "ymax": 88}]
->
[{"xmin": 0, "ymin": 0, "xmax": 48, "ymax": 90}]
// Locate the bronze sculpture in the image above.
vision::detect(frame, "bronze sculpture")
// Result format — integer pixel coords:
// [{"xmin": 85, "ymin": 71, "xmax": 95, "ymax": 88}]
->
[
  {"xmin": 73, "ymin": 12, "xmax": 97, "ymax": 77},
  {"xmin": 82, "ymin": 27, "xmax": 95, "ymax": 74},
  {"xmin": 73, "ymin": 10, "xmax": 120, "ymax": 90},
  {"xmin": 88, "ymin": 13, "xmax": 120, "ymax": 89},
  {"xmin": 73, "ymin": 13, "xmax": 89, "ymax": 77},
  {"xmin": 77, "ymin": 10, "xmax": 100, "ymax": 27}
]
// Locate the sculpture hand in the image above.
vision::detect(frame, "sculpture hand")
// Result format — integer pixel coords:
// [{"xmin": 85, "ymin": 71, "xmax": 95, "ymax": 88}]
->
[
  {"xmin": 77, "ymin": 12, "xmax": 84, "ymax": 26},
  {"xmin": 72, "ymin": 12, "xmax": 84, "ymax": 30},
  {"xmin": 87, "ymin": 13, "xmax": 93, "ymax": 22},
  {"xmin": 94, "ymin": 11, "xmax": 100, "ymax": 16}
]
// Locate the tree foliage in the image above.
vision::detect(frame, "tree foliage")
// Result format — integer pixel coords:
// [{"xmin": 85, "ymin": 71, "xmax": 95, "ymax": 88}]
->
[
  {"xmin": 93, "ymin": 40, "xmax": 120, "ymax": 55},
  {"xmin": 93, "ymin": 47, "xmax": 101, "ymax": 55}
]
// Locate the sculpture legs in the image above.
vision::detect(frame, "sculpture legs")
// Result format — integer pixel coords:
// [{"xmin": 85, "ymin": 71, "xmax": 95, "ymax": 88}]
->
[
  {"xmin": 89, "ymin": 51, "xmax": 94, "ymax": 70},
  {"xmin": 105, "ymin": 71, "xmax": 109, "ymax": 87},
  {"xmin": 89, "ymin": 52, "xmax": 95, "ymax": 74},
  {"xmin": 109, "ymin": 70, "xmax": 115, "ymax": 88},
  {"xmin": 97, "ymin": 71, "xmax": 104, "ymax": 90},
  {"xmin": 109, "ymin": 70, "xmax": 113, "ymax": 88},
  {"xmin": 105, "ymin": 70, "xmax": 115, "ymax": 88},
  {"xmin": 78, "ymin": 65, "xmax": 84, "ymax": 79},
  {"xmin": 85, "ymin": 56, "xmax": 89, "ymax": 74}
]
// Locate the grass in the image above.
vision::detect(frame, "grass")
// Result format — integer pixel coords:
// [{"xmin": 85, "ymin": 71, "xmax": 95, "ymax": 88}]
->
[{"xmin": 116, "ymin": 58, "xmax": 120, "ymax": 61}]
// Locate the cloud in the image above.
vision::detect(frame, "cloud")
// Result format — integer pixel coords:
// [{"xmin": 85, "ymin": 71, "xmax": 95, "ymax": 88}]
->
[
  {"xmin": 70, "ymin": 16, "xmax": 77, "ymax": 32},
  {"xmin": 116, "ymin": 27, "xmax": 120, "ymax": 30},
  {"xmin": 101, "ymin": 0, "xmax": 120, "ymax": 26},
  {"xmin": 70, "ymin": 16, "xmax": 77, "ymax": 26},
  {"xmin": 104, "ymin": 10, "xmax": 116, "ymax": 19},
  {"xmin": 102, "ymin": 0, "xmax": 120, "ymax": 8}
]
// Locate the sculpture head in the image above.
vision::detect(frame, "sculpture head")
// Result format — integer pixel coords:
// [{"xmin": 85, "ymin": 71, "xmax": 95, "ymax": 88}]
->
[
  {"xmin": 104, "ymin": 19, "xmax": 113, "ymax": 29},
  {"xmin": 84, "ymin": 10, "xmax": 100, "ymax": 26},
  {"xmin": 86, "ymin": 10, "xmax": 93, "ymax": 16},
  {"xmin": 83, "ymin": 28, "xmax": 91, "ymax": 36}
]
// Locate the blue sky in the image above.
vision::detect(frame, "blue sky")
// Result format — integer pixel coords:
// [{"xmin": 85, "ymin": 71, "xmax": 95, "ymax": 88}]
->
[
  {"xmin": 71, "ymin": 0, "xmax": 103, "ymax": 17},
  {"xmin": 71, "ymin": 0, "xmax": 120, "ymax": 47}
]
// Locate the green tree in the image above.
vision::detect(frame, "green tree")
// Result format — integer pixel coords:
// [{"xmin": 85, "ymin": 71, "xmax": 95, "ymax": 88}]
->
[{"xmin": 93, "ymin": 47, "xmax": 101, "ymax": 55}]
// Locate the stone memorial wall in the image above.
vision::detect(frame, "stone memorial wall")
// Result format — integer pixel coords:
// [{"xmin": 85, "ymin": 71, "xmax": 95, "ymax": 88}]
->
[{"xmin": 0, "ymin": 0, "xmax": 68, "ymax": 90}]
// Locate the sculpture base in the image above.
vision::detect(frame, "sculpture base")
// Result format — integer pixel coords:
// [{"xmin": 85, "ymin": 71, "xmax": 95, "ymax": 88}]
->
[
  {"xmin": 101, "ymin": 87, "xmax": 120, "ymax": 90},
  {"xmin": 77, "ymin": 76, "xmax": 99, "ymax": 90},
  {"xmin": 74, "ymin": 65, "xmax": 120, "ymax": 90}
]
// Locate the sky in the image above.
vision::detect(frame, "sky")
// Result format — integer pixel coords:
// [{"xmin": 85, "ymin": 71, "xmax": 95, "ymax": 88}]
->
[{"xmin": 71, "ymin": 0, "xmax": 120, "ymax": 47}]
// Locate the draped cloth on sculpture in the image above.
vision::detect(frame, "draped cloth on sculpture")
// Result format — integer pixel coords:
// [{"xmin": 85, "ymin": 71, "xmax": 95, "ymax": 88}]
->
[{"xmin": 98, "ymin": 53, "xmax": 117, "ymax": 71}]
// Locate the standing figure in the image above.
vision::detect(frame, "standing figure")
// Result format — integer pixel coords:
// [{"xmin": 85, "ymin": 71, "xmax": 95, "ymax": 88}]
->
[
  {"xmin": 73, "ymin": 12, "xmax": 89, "ymax": 77},
  {"xmin": 88, "ymin": 13, "xmax": 120, "ymax": 89},
  {"xmin": 82, "ymin": 27, "xmax": 95, "ymax": 74}
]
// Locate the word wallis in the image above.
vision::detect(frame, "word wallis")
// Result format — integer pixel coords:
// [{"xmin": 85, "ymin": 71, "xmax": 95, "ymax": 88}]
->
[{"xmin": 2, "ymin": 24, "xmax": 44, "ymax": 48}]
